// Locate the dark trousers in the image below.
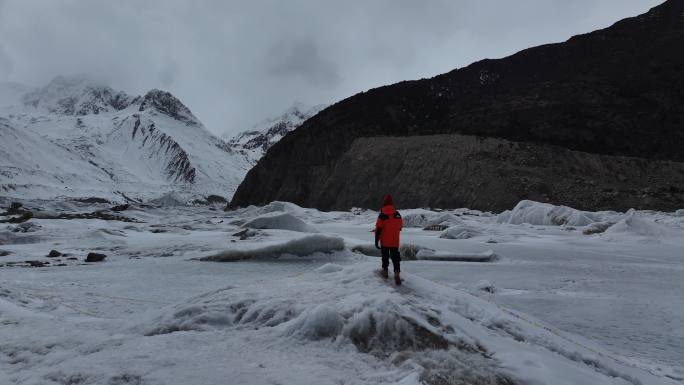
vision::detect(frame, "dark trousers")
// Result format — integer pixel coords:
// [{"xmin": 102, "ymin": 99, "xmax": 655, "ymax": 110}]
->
[{"xmin": 381, "ymin": 247, "xmax": 401, "ymax": 272}]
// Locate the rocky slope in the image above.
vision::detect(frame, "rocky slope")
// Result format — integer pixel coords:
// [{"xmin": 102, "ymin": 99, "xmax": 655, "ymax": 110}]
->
[
  {"xmin": 318, "ymin": 134, "xmax": 684, "ymax": 212},
  {"xmin": 231, "ymin": 0, "xmax": 684, "ymax": 211},
  {"xmin": 0, "ymin": 76, "xmax": 250, "ymax": 202}
]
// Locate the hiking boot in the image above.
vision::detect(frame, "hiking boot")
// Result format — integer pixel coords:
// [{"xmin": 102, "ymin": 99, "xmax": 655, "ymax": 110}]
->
[
  {"xmin": 380, "ymin": 269, "xmax": 389, "ymax": 279},
  {"xmin": 394, "ymin": 271, "xmax": 401, "ymax": 285}
]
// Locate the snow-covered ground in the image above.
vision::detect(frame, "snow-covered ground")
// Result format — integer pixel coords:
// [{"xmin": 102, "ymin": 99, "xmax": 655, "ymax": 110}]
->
[{"xmin": 1, "ymin": 199, "xmax": 682, "ymax": 385}]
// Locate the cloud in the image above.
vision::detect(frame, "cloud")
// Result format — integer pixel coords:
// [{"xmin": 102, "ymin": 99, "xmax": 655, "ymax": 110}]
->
[
  {"xmin": 0, "ymin": 0, "xmax": 664, "ymax": 135},
  {"xmin": 0, "ymin": 44, "xmax": 12, "ymax": 80},
  {"xmin": 266, "ymin": 39, "xmax": 339, "ymax": 87},
  {"xmin": 158, "ymin": 59, "xmax": 180, "ymax": 87}
]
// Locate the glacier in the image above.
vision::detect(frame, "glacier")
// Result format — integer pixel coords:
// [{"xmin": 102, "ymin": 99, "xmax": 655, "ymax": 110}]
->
[{"xmin": 1, "ymin": 198, "xmax": 682, "ymax": 385}]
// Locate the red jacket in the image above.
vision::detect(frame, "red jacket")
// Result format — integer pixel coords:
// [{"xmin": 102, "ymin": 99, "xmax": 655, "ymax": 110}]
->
[{"xmin": 375, "ymin": 205, "xmax": 403, "ymax": 248}]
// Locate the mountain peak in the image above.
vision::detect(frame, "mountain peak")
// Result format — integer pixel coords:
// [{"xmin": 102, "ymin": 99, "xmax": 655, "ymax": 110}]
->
[
  {"xmin": 225, "ymin": 102, "xmax": 326, "ymax": 163},
  {"xmin": 651, "ymin": 0, "xmax": 683, "ymax": 13},
  {"xmin": 23, "ymin": 75, "xmax": 133, "ymax": 116},
  {"xmin": 600, "ymin": 0, "xmax": 683, "ymax": 34},
  {"xmin": 279, "ymin": 102, "xmax": 327, "ymax": 124},
  {"xmin": 139, "ymin": 89, "xmax": 198, "ymax": 125}
]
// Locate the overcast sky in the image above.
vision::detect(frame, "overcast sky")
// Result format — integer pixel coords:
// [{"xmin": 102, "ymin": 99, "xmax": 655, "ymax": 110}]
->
[{"xmin": 0, "ymin": 0, "xmax": 663, "ymax": 136}]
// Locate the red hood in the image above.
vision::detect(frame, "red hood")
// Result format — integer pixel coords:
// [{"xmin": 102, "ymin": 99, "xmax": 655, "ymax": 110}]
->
[{"xmin": 381, "ymin": 205, "xmax": 396, "ymax": 214}]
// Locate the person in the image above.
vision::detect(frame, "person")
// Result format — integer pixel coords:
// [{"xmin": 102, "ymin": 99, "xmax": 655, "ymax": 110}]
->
[{"xmin": 374, "ymin": 194, "xmax": 403, "ymax": 285}]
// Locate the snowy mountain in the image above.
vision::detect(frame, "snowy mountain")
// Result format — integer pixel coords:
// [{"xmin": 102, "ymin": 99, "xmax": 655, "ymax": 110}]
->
[
  {"xmin": 0, "ymin": 76, "xmax": 252, "ymax": 202},
  {"xmin": 21, "ymin": 75, "xmax": 134, "ymax": 116},
  {"xmin": 224, "ymin": 102, "xmax": 326, "ymax": 164}
]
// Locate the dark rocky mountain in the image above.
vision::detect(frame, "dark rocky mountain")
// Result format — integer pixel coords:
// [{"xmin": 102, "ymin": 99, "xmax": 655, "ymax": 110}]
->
[{"xmin": 231, "ymin": 0, "xmax": 684, "ymax": 212}]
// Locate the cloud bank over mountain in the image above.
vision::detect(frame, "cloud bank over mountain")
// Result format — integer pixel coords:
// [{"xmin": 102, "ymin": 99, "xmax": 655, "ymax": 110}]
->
[{"xmin": 0, "ymin": 0, "xmax": 661, "ymax": 135}]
